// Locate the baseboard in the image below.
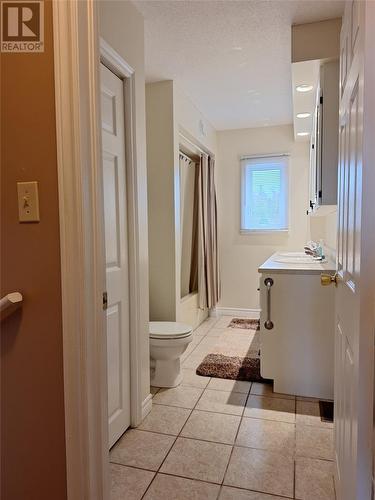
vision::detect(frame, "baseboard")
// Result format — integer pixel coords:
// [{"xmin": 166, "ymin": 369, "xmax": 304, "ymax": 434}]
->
[
  {"xmin": 210, "ymin": 306, "xmax": 261, "ymax": 318},
  {"xmin": 141, "ymin": 393, "xmax": 153, "ymax": 420}
]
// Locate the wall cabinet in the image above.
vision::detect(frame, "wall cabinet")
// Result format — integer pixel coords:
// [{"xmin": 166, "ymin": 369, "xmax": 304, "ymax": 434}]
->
[{"xmin": 309, "ymin": 60, "xmax": 339, "ymax": 210}]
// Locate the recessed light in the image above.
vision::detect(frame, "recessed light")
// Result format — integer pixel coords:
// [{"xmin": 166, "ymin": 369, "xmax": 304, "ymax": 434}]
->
[
  {"xmin": 296, "ymin": 84, "xmax": 313, "ymax": 93},
  {"xmin": 296, "ymin": 112, "xmax": 311, "ymax": 118},
  {"xmin": 297, "ymin": 132, "xmax": 310, "ymax": 136}
]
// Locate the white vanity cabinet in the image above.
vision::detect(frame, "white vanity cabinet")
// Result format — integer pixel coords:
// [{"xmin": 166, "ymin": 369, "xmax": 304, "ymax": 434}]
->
[{"xmin": 259, "ymin": 256, "xmax": 335, "ymax": 400}]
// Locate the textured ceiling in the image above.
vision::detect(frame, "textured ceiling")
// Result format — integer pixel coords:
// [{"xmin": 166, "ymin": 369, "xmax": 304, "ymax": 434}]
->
[{"xmin": 135, "ymin": 0, "xmax": 344, "ymax": 130}]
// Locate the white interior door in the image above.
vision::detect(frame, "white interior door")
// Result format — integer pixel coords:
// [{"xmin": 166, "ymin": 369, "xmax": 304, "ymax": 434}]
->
[
  {"xmin": 100, "ymin": 63, "xmax": 131, "ymax": 448},
  {"xmin": 334, "ymin": 2, "xmax": 374, "ymax": 498}
]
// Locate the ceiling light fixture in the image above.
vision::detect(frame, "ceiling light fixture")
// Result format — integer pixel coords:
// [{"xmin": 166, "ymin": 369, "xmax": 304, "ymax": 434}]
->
[
  {"xmin": 296, "ymin": 84, "xmax": 313, "ymax": 93},
  {"xmin": 297, "ymin": 132, "xmax": 310, "ymax": 137},
  {"xmin": 296, "ymin": 112, "xmax": 311, "ymax": 118}
]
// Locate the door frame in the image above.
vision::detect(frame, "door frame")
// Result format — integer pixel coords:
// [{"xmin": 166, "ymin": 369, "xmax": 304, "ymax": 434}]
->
[
  {"xmin": 100, "ymin": 38, "xmax": 144, "ymax": 442},
  {"xmin": 53, "ymin": 1, "xmax": 145, "ymax": 498}
]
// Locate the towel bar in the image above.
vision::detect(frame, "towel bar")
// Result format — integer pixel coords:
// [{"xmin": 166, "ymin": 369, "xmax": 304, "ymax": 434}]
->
[{"xmin": 264, "ymin": 278, "xmax": 274, "ymax": 330}]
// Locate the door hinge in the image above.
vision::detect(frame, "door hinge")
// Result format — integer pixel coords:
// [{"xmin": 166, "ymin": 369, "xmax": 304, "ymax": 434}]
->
[
  {"xmin": 320, "ymin": 95, "xmax": 323, "ymax": 104},
  {"xmin": 103, "ymin": 291, "xmax": 108, "ymax": 310}
]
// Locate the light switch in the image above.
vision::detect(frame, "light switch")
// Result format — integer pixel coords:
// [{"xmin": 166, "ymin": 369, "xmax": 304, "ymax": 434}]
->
[{"xmin": 17, "ymin": 181, "xmax": 40, "ymax": 222}]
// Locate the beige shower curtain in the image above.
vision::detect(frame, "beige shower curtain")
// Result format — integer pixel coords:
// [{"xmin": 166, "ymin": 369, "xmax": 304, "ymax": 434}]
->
[{"xmin": 190, "ymin": 154, "xmax": 220, "ymax": 310}]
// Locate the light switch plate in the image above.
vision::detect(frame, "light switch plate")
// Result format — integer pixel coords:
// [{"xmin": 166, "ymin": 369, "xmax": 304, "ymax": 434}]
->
[{"xmin": 17, "ymin": 181, "xmax": 40, "ymax": 222}]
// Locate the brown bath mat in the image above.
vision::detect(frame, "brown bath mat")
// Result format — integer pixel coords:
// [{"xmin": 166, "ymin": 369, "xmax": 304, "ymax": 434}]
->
[
  {"xmin": 228, "ymin": 318, "xmax": 260, "ymax": 330},
  {"xmin": 196, "ymin": 353, "xmax": 266, "ymax": 382}
]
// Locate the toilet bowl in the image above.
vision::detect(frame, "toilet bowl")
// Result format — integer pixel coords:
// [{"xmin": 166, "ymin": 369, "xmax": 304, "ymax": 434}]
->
[{"xmin": 149, "ymin": 321, "xmax": 193, "ymax": 388}]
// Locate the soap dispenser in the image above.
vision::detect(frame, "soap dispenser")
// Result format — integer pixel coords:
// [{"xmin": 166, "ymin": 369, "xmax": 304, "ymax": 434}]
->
[{"xmin": 318, "ymin": 239, "xmax": 325, "ymax": 260}]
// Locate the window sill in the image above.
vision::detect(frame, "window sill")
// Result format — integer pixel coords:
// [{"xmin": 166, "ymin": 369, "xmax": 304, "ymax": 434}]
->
[{"xmin": 240, "ymin": 229, "xmax": 289, "ymax": 235}]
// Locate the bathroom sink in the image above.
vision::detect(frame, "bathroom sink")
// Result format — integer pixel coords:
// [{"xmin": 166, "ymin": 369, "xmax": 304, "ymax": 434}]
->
[{"xmin": 272, "ymin": 252, "xmax": 327, "ymax": 264}]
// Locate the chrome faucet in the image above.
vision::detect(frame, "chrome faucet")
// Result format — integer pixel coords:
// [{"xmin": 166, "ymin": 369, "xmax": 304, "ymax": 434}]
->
[{"xmin": 304, "ymin": 241, "xmax": 321, "ymax": 259}]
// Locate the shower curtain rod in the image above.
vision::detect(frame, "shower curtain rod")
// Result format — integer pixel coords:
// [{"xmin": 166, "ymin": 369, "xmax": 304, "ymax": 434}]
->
[
  {"xmin": 179, "ymin": 151, "xmax": 195, "ymax": 164},
  {"xmin": 179, "ymin": 132, "xmax": 209, "ymax": 157}
]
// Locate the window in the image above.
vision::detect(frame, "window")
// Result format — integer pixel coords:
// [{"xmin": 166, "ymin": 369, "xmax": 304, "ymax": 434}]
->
[{"xmin": 241, "ymin": 155, "xmax": 289, "ymax": 232}]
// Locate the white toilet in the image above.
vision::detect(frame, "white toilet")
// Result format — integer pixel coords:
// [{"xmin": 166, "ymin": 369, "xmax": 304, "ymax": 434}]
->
[{"xmin": 149, "ymin": 321, "xmax": 193, "ymax": 388}]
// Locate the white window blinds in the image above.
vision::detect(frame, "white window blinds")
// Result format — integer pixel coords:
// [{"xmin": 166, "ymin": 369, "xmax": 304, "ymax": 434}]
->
[{"xmin": 241, "ymin": 155, "xmax": 289, "ymax": 232}]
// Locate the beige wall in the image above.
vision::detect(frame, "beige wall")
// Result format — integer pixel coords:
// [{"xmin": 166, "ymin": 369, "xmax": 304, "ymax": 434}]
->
[
  {"xmin": 0, "ymin": 1, "xmax": 67, "ymax": 499},
  {"xmin": 217, "ymin": 125, "xmax": 310, "ymax": 310},
  {"xmin": 174, "ymin": 84, "xmax": 217, "ymax": 155},
  {"xmin": 146, "ymin": 81, "xmax": 217, "ymax": 327},
  {"xmin": 99, "ymin": 0, "xmax": 151, "ymax": 403},
  {"xmin": 146, "ymin": 81, "xmax": 176, "ymax": 320},
  {"xmin": 292, "ymin": 18, "xmax": 341, "ymax": 63}
]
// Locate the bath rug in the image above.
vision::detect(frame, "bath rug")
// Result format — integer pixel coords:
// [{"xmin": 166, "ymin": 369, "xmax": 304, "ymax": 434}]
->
[
  {"xmin": 228, "ymin": 318, "xmax": 260, "ymax": 330},
  {"xmin": 196, "ymin": 317, "xmax": 263, "ymax": 381},
  {"xmin": 196, "ymin": 353, "xmax": 266, "ymax": 382}
]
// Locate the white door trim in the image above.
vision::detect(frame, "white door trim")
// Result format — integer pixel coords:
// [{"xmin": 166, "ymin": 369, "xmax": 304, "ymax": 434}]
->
[
  {"xmin": 53, "ymin": 2, "xmax": 144, "ymax": 499},
  {"xmin": 53, "ymin": 1, "xmax": 108, "ymax": 498}
]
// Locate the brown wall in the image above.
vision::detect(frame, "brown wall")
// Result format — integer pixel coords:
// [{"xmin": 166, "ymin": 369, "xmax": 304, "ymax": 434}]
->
[{"xmin": 0, "ymin": 1, "xmax": 67, "ymax": 499}]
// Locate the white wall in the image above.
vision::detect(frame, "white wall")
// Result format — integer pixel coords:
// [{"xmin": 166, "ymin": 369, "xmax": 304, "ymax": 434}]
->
[
  {"xmin": 309, "ymin": 206, "xmax": 338, "ymax": 261},
  {"xmin": 99, "ymin": 0, "xmax": 150, "ymax": 407},
  {"xmin": 216, "ymin": 124, "xmax": 310, "ymax": 310}
]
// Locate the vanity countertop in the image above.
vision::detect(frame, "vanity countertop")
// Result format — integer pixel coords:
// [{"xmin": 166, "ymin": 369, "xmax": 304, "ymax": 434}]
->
[{"xmin": 258, "ymin": 253, "xmax": 336, "ymax": 274}]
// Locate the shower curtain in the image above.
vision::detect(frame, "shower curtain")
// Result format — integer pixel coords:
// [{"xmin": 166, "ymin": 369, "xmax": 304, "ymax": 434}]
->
[
  {"xmin": 180, "ymin": 154, "xmax": 197, "ymax": 297},
  {"xmin": 190, "ymin": 154, "xmax": 220, "ymax": 310}
]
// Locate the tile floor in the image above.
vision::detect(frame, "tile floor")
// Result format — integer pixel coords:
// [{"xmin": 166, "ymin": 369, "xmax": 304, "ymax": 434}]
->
[{"xmin": 110, "ymin": 316, "xmax": 335, "ymax": 500}]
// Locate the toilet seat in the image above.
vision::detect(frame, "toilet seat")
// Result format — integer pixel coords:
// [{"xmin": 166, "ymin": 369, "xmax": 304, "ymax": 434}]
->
[{"xmin": 149, "ymin": 321, "xmax": 193, "ymax": 340}]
